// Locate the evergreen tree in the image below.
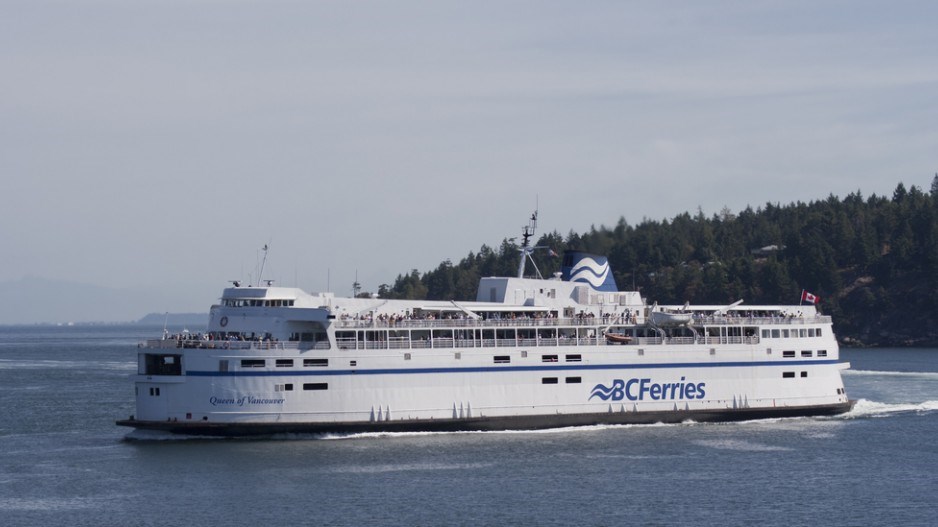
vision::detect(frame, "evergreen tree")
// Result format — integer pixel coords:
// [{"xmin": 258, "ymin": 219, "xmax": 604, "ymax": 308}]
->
[{"xmin": 380, "ymin": 178, "xmax": 938, "ymax": 345}]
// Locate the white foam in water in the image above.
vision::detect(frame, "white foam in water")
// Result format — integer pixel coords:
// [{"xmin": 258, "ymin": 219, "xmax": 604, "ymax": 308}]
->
[
  {"xmin": 318, "ymin": 421, "xmax": 690, "ymax": 441},
  {"xmin": 0, "ymin": 497, "xmax": 101, "ymax": 512},
  {"xmin": 326, "ymin": 461, "xmax": 494, "ymax": 474},
  {"xmin": 845, "ymin": 369, "xmax": 938, "ymax": 380},
  {"xmin": 692, "ymin": 438, "xmax": 793, "ymax": 452},
  {"xmin": 842, "ymin": 398, "xmax": 938, "ymax": 419},
  {"xmin": 123, "ymin": 429, "xmax": 218, "ymax": 441}
]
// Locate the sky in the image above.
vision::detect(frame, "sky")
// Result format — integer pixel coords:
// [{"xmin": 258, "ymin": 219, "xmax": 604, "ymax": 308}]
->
[{"xmin": 2, "ymin": 1, "xmax": 937, "ymax": 322}]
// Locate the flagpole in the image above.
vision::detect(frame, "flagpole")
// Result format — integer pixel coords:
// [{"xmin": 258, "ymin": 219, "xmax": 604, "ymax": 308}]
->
[{"xmin": 799, "ymin": 289, "xmax": 804, "ymax": 306}]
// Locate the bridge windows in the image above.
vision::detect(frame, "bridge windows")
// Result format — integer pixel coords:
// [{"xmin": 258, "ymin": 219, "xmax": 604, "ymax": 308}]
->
[
  {"xmin": 222, "ymin": 298, "xmax": 295, "ymax": 307},
  {"xmin": 142, "ymin": 354, "xmax": 182, "ymax": 376}
]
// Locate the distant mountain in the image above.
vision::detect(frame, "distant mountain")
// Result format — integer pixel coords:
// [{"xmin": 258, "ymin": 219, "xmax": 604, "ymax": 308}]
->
[{"xmin": 0, "ymin": 276, "xmax": 206, "ymax": 325}]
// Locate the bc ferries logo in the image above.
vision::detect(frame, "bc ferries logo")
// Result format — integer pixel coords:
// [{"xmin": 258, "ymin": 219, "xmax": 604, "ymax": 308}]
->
[
  {"xmin": 589, "ymin": 377, "xmax": 706, "ymax": 401},
  {"xmin": 561, "ymin": 252, "xmax": 618, "ymax": 292},
  {"xmin": 570, "ymin": 258, "xmax": 610, "ymax": 288}
]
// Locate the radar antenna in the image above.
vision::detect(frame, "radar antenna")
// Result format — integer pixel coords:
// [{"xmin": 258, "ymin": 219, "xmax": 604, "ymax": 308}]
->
[
  {"xmin": 517, "ymin": 208, "xmax": 548, "ymax": 279},
  {"xmin": 352, "ymin": 270, "xmax": 362, "ymax": 298}
]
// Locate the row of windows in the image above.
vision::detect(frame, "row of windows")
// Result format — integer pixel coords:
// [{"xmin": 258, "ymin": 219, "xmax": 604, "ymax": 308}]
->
[
  {"xmin": 542, "ymin": 377, "xmax": 582, "ymax": 384},
  {"xmin": 762, "ymin": 328, "xmax": 824, "ymax": 339},
  {"xmin": 223, "ymin": 299, "xmax": 296, "ymax": 307},
  {"xmin": 241, "ymin": 358, "xmax": 329, "ymax": 368},
  {"xmin": 239, "ymin": 354, "xmax": 588, "ymax": 369},
  {"xmin": 273, "ymin": 383, "xmax": 328, "ymax": 391},
  {"xmin": 780, "ymin": 349, "xmax": 828, "ymax": 358},
  {"xmin": 495, "ymin": 354, "xmax": 583, "ymax": 364},
  {"xmin": 241, "ymin": 348, "xmax": 828, "ymax": 370},
  {"xmin": 782, "ymin": 371, "xmax": 809, "ymax": 378},
  {"xmin": 236, "ymin": 352, "xmax": 584, "ymax": 371}
]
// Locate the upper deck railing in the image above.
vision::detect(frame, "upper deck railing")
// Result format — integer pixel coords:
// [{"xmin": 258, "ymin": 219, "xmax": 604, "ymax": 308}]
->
[
  {"xmin": 142, "ymin": 313, "xmax": 828, "ymax": 352},
  {"xmin": 332, "ymin": 314, "xmax": 831, "ymax": 330},
  {"xmin": 143, "ymin": 339, "xmax": 325, "ymax": 351},
  {"xmin": 143, "ymin": 334, "xmax": 764, "ymax": 352}
]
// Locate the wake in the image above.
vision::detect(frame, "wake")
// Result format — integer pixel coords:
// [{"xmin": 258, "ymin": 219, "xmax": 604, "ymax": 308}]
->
[
  {"xmin": 839, "ymin": 398, "xmax": 938, "ymax": 419},
  {"xmin": 844, "ymin": 369, "xmax": 938, "ymax": 380}
]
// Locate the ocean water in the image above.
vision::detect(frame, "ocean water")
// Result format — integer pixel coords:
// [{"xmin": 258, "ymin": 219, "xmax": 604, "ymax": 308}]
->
[{"xmin": 0, "ymin": 326, "xmax": 936, "ymax": 527}]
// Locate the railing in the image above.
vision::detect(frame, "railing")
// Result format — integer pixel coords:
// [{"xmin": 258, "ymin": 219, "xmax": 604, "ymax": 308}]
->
[
  {"xmin": 333, "ymin": 317, "xmax": 631, "ymax": 329},
  {"xmin": 330, "ymin": 334, "xmax": 764, "ymax": 351},
  {"xmin": 145, "ymin": 332, "xmax": 764, "ymax": 352},
  {"xmin": 332, "ymin": 314, "xmax": 830, "ymax": 329},
  {"xmin": 697, "ymin": 315, "xmax": 831, "ymax": 326},
  {"xmin": 143, "ymin": 339, "xmax": 330, "ymax": 351}
]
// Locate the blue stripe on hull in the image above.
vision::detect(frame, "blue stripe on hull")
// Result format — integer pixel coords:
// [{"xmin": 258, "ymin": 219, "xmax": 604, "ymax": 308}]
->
[{"xmin": 185, "ymin": 359, "xmax": 841, "ymax": 377}]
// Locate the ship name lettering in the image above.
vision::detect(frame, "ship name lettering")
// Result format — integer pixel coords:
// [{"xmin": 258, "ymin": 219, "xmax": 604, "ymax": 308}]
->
[{"xmin": 209, "ymin": 396, "xmax": 236, "ymax": 406}]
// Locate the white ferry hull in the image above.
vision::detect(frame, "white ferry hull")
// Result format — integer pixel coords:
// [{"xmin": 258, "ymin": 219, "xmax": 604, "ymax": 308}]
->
[
  {"xmin": 118, "ymin": 340, "xmax": 853, "ymax": 437},
  {"xmin": 118, "ymin": 245, "xmax": 854, "ymax": 437}
]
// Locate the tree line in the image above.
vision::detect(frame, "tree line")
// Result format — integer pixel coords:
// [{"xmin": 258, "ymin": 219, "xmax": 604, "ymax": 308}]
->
[{"xmin": 375, "ymin": 178, "xmax": 938, "ymax": 346}]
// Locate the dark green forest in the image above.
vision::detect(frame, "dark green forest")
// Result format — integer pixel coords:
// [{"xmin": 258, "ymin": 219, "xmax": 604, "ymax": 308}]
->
[{"xmin": 377, "ymin": 178, "xmax": 938, "ymax": 347}]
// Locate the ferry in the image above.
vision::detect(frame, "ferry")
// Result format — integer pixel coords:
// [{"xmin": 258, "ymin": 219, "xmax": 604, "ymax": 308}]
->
[{"xmin": 117, "ymin": 213, "xmax": 854, "ymax": 436}]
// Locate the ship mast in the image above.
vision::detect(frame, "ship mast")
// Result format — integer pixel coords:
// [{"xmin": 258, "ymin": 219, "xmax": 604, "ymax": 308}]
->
[
  {"xmin": 517, "ymin": 209, "xmax": 545, "ymax": 279},
  {"xmin": 257, "ymin": 243, "xmax": 270, "ymax": 286}
]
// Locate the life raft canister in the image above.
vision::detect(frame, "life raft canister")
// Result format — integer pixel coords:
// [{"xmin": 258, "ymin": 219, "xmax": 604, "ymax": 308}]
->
[{"xmin": 220, "ymin": 316, "xmax": 228, "ymax": 327}]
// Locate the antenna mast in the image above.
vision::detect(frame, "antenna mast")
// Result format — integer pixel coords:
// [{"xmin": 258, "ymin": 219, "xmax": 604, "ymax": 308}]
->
[
  {"xmin": 517, "ymin": 209, "xmax": 544, "ymax": 279},
  {"xmin": 257, "ymin": 243, "xmax": 270, "ymax": 286}
]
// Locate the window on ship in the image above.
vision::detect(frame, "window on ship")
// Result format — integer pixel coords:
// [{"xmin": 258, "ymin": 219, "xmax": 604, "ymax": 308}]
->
[{"xmin": 142, "ymin": 354, "xmax": 182, "ymax": 376}]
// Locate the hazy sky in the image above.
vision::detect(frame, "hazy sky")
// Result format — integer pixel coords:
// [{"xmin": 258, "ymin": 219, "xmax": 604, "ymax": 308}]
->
[{"xmin": 3, "ymin": 1, "xmax": 937, "ymax": 317}]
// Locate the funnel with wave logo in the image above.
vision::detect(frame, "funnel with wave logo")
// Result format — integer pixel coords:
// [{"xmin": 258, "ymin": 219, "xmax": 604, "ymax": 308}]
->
[{"xmin": 561, "ymin": 251, "xmax": 618, "ymax": 292}]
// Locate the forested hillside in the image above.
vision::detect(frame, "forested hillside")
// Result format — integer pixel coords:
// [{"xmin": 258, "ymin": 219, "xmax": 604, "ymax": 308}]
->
[{"xmin": 378, "ymin": 179, "xmax": 938, "ymax": 347}]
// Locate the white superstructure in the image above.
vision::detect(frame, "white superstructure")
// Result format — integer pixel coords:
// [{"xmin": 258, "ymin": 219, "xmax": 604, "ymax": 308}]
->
[{"xmin": 118, "ymin": 216, "xmax": 853, "ymax": 436}]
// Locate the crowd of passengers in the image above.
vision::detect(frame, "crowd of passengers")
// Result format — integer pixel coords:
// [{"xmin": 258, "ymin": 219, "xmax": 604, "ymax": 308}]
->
[
  {"xmin": 164, "ymin": 331, "xmax": 278, "ymax": 343},
  {"xmin": 337, "ymin": 309, "xmax": 640, "ymax": 325},
  {"xmin": 692, "ymin": 310, "xmax": 806, "ymax": 319}
]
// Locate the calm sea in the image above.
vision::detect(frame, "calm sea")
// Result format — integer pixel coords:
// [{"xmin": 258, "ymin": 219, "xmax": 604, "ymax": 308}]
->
[{"xmin": 1, "ymin": 325, "xmax": 936, "ymax": 527}]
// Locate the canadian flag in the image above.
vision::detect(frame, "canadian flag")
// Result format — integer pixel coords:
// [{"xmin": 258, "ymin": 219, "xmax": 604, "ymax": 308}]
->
[{"xmin": 801, "ymin": 290, "xmax": 820, "ymax": 304}]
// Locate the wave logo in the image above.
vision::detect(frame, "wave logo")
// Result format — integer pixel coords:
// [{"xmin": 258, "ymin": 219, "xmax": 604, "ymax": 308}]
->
[
  {"xmin": 561, "ymin": 251, "xmax": 618, "ymax": 292},
  {"xmin": 571, "ymin": 258, "xmax": 610, "ymax": 287},
  {"xmin": 589, "ymin": 380, "xmax": 626, "ymax": 401}
]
